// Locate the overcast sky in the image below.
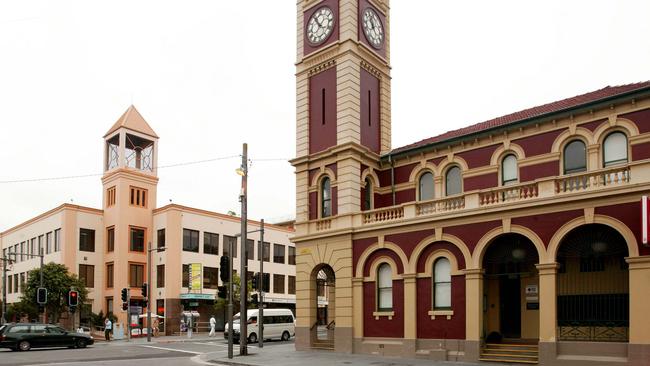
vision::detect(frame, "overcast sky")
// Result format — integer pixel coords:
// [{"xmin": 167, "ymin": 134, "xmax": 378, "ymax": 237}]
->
[{"xmin": 1, "ymin": 1, "xmax": 649, "ymax": 230}]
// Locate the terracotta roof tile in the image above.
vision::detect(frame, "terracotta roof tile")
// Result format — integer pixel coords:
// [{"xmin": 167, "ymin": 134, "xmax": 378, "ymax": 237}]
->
[{"xmin": 391, "ymin": 81, "xmax": 650, "ymax": 155}]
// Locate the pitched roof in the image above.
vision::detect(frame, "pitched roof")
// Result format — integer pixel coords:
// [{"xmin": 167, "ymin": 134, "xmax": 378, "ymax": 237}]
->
[
  {"xmin": 390, "ymin": 81, "xmax": 650, "ymax": 155},
  {"xmin": 104, "ymin": 105, "xmax": 159, "ymax": 139}
]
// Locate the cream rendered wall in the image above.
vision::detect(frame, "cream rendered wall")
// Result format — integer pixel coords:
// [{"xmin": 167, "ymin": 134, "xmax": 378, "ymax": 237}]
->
[
  {"xmin": 154, "ymin": 209, "xmax": 296, "ymax": 304},
  {"xmin": 74, "ymin": 210, "xmax": 105, "ymax": 314}
]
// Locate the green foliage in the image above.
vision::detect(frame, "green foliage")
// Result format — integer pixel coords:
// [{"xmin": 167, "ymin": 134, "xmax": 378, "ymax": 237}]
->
[
  {"xmin": 214, "ymin": 273, "xmax": 253, "ymax": 313},
  {"xmin": 6, "ymin": 302, "xmax": 38, "ymax": 322},
  {"xmin": 18, "ymin": 262, "xmax": 88, "ymax": 323}
]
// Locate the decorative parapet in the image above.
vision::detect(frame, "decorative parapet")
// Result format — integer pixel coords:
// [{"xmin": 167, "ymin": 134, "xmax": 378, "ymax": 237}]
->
[{"xmin": 555, "ymin": 165, "xmax": 630, "ymax": 193}]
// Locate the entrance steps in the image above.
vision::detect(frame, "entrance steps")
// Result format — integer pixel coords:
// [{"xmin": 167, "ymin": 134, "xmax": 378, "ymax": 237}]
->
[
  {"xmin": 480, "ymin": 343, "xmax": 539, "ymax": 364},
  {"xmin": 311, "ymin": 339, "xmax": 334, "ymax": 351}
]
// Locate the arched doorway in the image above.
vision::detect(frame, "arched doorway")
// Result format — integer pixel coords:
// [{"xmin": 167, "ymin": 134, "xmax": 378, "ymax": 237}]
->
[
  {"xmin": 311, "ymin": 264, "xmax": 335, "ymax": 346},
  {"xmin": 556, "ymin": 224, "xmax": 629, "ymax": 342},
  {"xmin": 482, "ymin": 233, "xmax": 540, "ymax": 341}
]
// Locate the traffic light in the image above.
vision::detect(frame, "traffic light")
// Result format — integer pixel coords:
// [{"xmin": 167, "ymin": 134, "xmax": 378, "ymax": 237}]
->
[
  {"xmin": 142, "ymin": 299, "xmax": 148, "ymax": 308},
  {"xmin": 251, "ymin": 272, "xmax": 259, "ymax": 290},
  {"xmin": 37, "ymin": 287, "xmax": 47, "ymax": 305},
  {"xmin": 217, "ymin": 285, "xmax": 227, "ymax": 299},
  {"xmin": 251, "ymin": 293, "xmax": 259, "ymax": 306},
  {"xmin": 121, "ymin": 288, "xmax": 128, "ymax": 302},
  {"xmin": 220, "ymin": 256, "xmax": 230, "ymax": 283},
  {"xmin": 122, "ymin": 302, "xmax": 128, "ymax": 311},
  {"xmin": 68, "ymin": 290, "xmax": 79, "ymax": 307},
  {"xmin": 141, "ymin": 283, "xmax": 148, "ymax": 298}
]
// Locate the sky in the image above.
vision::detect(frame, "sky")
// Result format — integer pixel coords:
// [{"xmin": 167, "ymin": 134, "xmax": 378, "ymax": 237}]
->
[{"xmin": 0, "ymin": 1, "xmax": 649, "ymax": 230}]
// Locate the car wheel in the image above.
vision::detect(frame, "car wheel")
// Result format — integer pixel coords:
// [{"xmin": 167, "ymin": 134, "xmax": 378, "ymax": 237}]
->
[
  {"xmin": 18, "ymin": 341, "xmax": 31, "ymax": 351},
  {"xmin": 76, "ymin": 339, "xmax": 87, "ymax": 349},
  {"xmin": 281, "ymin": 331, "xmax": 290, "ymax": 341},
  {"xmin": 248, "ymin": 333, "xmax": 257, "ymax": 344}
]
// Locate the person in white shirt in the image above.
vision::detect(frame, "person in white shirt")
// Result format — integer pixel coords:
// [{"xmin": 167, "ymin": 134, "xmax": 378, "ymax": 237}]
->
[
  {"xmin": 104, "ymin": 318, "xmax": 112, "ymax": 341},
  {"xmin": 209, "ymin": 315, "xmax": 216, "ymax": 337}
]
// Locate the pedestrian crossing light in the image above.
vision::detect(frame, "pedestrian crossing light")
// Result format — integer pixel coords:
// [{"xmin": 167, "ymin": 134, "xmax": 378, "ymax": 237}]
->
[
  {"xmin": 68, "ymin": 290, "xmax": 79, "ymax": 307},
  {"xmin": 251, "ymin": 293, "xmax": 259, "ymax": 306},
  {"xmin": 122, "ymin": 302, "xmax": 128, "ymax": 311},
  {"xmin": 251, "ymin": 272, "xmax": 259, "ymax": 290},
  {"xmin": 121, "ymin": 288, "xmax": 128, "ymax": 302},
  {"xmin": 37, "ymin": 287, "xmax": 48, "ymax": 305}
]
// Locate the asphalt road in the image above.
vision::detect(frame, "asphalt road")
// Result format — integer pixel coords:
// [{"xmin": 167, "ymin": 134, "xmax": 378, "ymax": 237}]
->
[{"xmin": 0, "ymin": 337, "xmax": 294, "ymax": 366}]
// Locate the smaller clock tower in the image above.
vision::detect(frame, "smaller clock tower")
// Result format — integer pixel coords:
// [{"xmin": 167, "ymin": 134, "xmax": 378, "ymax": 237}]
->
[{"xmin": 101, "ymin": 105, "xmax": 159, "ymax": 327}]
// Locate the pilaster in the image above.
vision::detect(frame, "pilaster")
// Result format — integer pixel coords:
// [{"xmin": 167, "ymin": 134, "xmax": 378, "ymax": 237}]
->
[
  {"xmin": 536, "ymin": 262, "xmax": 559, "ymax": 342},
  {"xmin": 402, "ymin": 273, "xmax": 417, "ymax": 340}
]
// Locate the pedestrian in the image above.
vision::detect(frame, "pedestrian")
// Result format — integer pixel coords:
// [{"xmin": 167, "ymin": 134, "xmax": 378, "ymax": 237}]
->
[
  {"xmin": 104, "ymin": 318, "xmax": 112, "ymax": 341},
  {"xmin": 209, "ymin": 315, "xmax": 216, "ymax": 337},
  {"xmin": 153, "ymin": 318, "xmax": 160, "ymax": 337}
]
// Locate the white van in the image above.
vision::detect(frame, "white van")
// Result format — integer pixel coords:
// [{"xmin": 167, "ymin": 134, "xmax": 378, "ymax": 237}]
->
[{"xmin": 225, "ymin": 309, "xmax": 295, "ymax": 343}]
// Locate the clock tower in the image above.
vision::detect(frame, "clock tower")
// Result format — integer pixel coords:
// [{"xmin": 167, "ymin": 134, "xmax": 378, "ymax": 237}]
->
[{"xmin": 292, "ymin": 0, "xmax": 391, "ymax": 353}]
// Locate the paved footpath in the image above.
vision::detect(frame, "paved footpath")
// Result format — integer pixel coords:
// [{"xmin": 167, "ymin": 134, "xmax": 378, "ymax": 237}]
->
[{"xmin": 201, "ymin": 343, "xmax": 508, "ymax": 366}]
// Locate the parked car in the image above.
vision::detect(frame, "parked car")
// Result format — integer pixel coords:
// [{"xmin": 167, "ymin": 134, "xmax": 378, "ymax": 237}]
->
[
  {"xmin": 225, "ymin": 309, "xmax": 295, "ymax": 343},
  {"xmin": 0, "ymin": 323, "xmax": 94, "ymax": 351}
]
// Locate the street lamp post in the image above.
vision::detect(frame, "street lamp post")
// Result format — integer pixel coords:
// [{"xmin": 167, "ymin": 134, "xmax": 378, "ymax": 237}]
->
[
  {"xmin": 147, "ymin": 244, "xmax": 166, "ymax": 342},
  {"xmin": 236, "ymin": 221, "xmax": 265, "ymax": 348}
]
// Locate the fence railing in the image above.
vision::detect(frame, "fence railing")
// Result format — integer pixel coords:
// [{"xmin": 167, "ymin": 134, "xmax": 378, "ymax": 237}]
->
[
  {"xmin": 555, "ymin": 166, "xmax": 630, "ymax": 194},
  {"xmin": 479, "ymin": 182, "xmax": 539, "ymax": 206},
  {"xmin": 416, "ymin": 195, "xmax": 465, "ymax": 216},
  {"xmin": 363, "ymin": 206, "xmax": 404, "ymax": 224}
]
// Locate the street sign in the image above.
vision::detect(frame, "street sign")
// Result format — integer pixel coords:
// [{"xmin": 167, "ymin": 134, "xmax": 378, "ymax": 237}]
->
[{"xmin": 180, "ymin": 293, "xmax": 214, "ymax": 300}]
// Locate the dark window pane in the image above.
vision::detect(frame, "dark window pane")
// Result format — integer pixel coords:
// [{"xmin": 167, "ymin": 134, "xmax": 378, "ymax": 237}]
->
[
  {"xmin": 564, "ymin": 140, "xmax": 587, "ymax": 174},
  {"xmin": 273, "ymin": 274, "xmax": 285, "ymax": 293},
  {"xmin": 288, "ymin": 275, "xmax": 296, "ymax": 295},
  {"xmin": 203, "ymin": 266, "xmax": 219, "ymax": 289},
  {"xmin": 79, "ymin": 228, "xmax": 95, "ymax": 252},
  {"xmin": 273, "ymin": 244, "xmax": 285, "ymax": 264},
  {"xmin": 603, "ymin": 132, "xmax": 628, "ymax": 166},
  {"xmin": 183, "ymin": 229, "xmax": 199, "ymax": 253},
  {"xmin": 106, "ymin": 264, "xmax": 114, "ymax": 288},
  {"xmin": 129, "ymin": 264, "xmax": 144, "ymax": 287},
  {"xmin": 288, "ymin": 246, "xmax": 296, "ymax": 265},
  {"xmin": 157, "ymin": 229, "xmax": 165, "ymax": 249},
  {"xmin": 157, "ymin": 264, "xmax": 165, "ymax": 287},
  {"xmin": 182, "ymin": 264, "xmax": 189, "ymax": 287},
  {"xmin": 107, "ymin": 227, "xmax": 115, "ymax": 252},
  {"xmin": 79, "ymin": 264, "xmax": 94, "ymax": 288},
  {"xmin": 130, "ymin": 228, "xmax": 145, "ymax": 252},
  {"xmin": 321, "ymin": 177, "xmax": 331, "ymax": 217},
  {"xmin": 204, "ymin": 232, "xmax": 219, "ymax": 255},
  {"xmin": 223, "ymin": 235, "xmax": 237, "ymax": 258}
]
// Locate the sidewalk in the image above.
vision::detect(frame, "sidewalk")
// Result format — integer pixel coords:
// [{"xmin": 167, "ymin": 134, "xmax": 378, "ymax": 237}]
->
[
  {"xmin": 96, "ymin": 332, "xmax": 225, "ymax": 345},
  {"xmin": 202, "ymin": 343, "xmax": 507, "ymax": 366}
]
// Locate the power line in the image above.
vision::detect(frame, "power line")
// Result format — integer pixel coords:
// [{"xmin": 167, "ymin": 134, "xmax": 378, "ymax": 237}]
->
[{"xmin": 0, "ymin": 155, "xmax": 294, "ymax": 184}]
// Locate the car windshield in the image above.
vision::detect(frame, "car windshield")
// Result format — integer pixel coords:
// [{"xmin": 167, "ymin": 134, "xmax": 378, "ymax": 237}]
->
[{"xmin": 0, "ymin": 325, "xmax": 5, "ymax": 334}]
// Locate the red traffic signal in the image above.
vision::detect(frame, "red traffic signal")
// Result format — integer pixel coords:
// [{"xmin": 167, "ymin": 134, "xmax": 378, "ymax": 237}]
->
[{"xmin": 68, "ymin": 290, "xmax": 79, "ymax": 307}]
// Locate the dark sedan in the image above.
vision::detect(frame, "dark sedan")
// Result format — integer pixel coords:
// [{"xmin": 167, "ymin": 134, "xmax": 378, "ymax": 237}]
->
[{"xmin": 0, "ymin": 323, "xmax": 94, "ymax": 351}]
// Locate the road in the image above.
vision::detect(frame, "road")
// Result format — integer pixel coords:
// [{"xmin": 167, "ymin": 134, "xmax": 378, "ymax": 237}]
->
[{"xmin": 0, "ymin": 337, "xmax": 294, "ymax": 366}]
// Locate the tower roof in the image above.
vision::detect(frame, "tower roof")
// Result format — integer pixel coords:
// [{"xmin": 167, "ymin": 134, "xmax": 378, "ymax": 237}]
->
[{"xmin": 104, "ymin": 105, "xmax": 159, "ymax": 139}]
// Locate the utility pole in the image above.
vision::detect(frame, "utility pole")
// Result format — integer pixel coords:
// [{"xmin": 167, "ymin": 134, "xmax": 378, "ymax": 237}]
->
[
  {"xmin": 258, "ymin": 219, "xmax": 264, "ymax": 348},
  {"xmin": 239, "ymin": 142, "xmax": 248, "ymax": 356},
  {"xmin": 227, "ymin": 233, "xmax": 234, "ymax": 359},
  {"xmin": 1, "ymin": 256, "xmax": 8, "ymax": 325},
  {"xmin": 147, "ymin": 242, "xmax": 151, "ymax": 342},
  {"xmin": 39, "ymin": 248, "xmax": 44, "ymax": 323}
]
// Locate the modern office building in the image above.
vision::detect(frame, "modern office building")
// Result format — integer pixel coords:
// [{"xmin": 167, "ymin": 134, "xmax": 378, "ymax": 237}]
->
[
  {"xmin": 1, "ymin": 106, "xmax": 296, "ymax": 334},
  {"xmin": 291, "ymin": 1, "xmax": 650, "ymax": 365}
]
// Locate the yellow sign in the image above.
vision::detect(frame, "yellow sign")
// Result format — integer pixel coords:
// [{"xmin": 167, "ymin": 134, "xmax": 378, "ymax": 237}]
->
[{"xmin": 189, "ymin": 263, "xmax": 202, "ymax": 292}]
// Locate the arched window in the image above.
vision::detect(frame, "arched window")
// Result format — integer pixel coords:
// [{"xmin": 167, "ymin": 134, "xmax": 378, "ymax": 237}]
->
[
  {"xmin": 418, "ymin": 172, "xmax": 434, "ymax": 201},
  {"xmin": 377, "ymin": 263, "xmax": 393, "ymax": 311},
  {"xmin": 501, "ymin": 154, "xmax": 518, "ymax": 185},
  {"xmin": 321, "ymin": 177, "xmax": 331, "ymax": 218},
  {"xmin": 563, "ymin": 140, "xmax": 587, "ymax": 174},
  {"xmin": 433, "ymin": 257, "xmax": 451, "ymax": 310},
  {"xmin": 363, "ymin": 177, "xmax": 372, "ymax": 211},
  {"xmin": 445, "ymin": 166, "xmax": 462, "ymax": 196},
  {"xmin": 603, "ymin": 132, "xmax": 628, "ymax": 167}
]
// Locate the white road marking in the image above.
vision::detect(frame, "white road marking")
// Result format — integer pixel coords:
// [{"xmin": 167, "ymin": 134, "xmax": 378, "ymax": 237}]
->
[{"xmin": 139, "ymin": 344, "xmax": 203, "ymax": 355}]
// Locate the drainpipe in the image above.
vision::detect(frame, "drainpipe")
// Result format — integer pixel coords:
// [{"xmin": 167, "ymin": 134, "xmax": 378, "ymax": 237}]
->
[{"xmin": 389, "ymin": 154, "xmax": 396, "ymax": 206}]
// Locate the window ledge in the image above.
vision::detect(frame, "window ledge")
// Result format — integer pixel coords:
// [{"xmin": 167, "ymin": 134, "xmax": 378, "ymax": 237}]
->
[
  {"xmin": 428, "ymin": 310, "xmax": 454, "ymax": 320},
  {"xmin": 373, "ymin": 311, "xmax": 395, "ymax": 320}
]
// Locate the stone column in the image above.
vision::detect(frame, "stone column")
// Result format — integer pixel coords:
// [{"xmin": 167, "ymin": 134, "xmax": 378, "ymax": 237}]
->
[
  {"xmin": 463, "ymin": 268, "xmax": 484, "ymax": 362},
  {"xmin": 295, "ymin": 262, "xmax": 316, "ymax": 351},
  {"xmin": 352, "ymin": 277, "xmax": 364, "ymax": 351},
  {"xmin": 536, "ymin": 262, "xmax": 559, "ymax": 364},
  {"xmin": 627, "ymin": 256, "xmax": 650, "ymax": 366},
  {"xmin": 402, "ymin": 273, "xmax": 417, "ymax": 355}
]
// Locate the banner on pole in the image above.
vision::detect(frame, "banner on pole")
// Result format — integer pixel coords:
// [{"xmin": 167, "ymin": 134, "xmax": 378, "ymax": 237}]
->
[{"xmin": 189, "ymin": 263, "xmax": 202, "ymax": 292}]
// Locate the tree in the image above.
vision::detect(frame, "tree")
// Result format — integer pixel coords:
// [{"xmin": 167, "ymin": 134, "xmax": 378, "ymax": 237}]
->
[
  {"xmin": 18, "ymin": 263, "xmax": 88, "ymax": 323},
  {"xmin": 214, "ymin": 273, "xmax": 253, "ymax": 314}
]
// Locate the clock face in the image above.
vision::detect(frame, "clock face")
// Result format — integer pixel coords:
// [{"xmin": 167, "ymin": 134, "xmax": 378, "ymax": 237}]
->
[
  {"xmin": 306, "ymin": 7, "xmax": 335, "ymax": 46},
  {"xmin": 362, "ymin": 8, "xmax": 384, "ymax": 49}
]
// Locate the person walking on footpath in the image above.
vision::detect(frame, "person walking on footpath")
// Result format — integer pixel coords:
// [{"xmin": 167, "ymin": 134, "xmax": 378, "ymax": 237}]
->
[
  {"xmin": 209, "ymin": 315, "xmax": 216, "ymax": 337},
  {"xmin": 104, "ymin": 318, "xmax": 112, "ymax": 341}
]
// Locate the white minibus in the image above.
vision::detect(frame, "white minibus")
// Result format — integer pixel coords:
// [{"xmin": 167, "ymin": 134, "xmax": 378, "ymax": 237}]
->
[{"xmin": 225, "ymin": 308, "xmax": 295, "ymax": 343}]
